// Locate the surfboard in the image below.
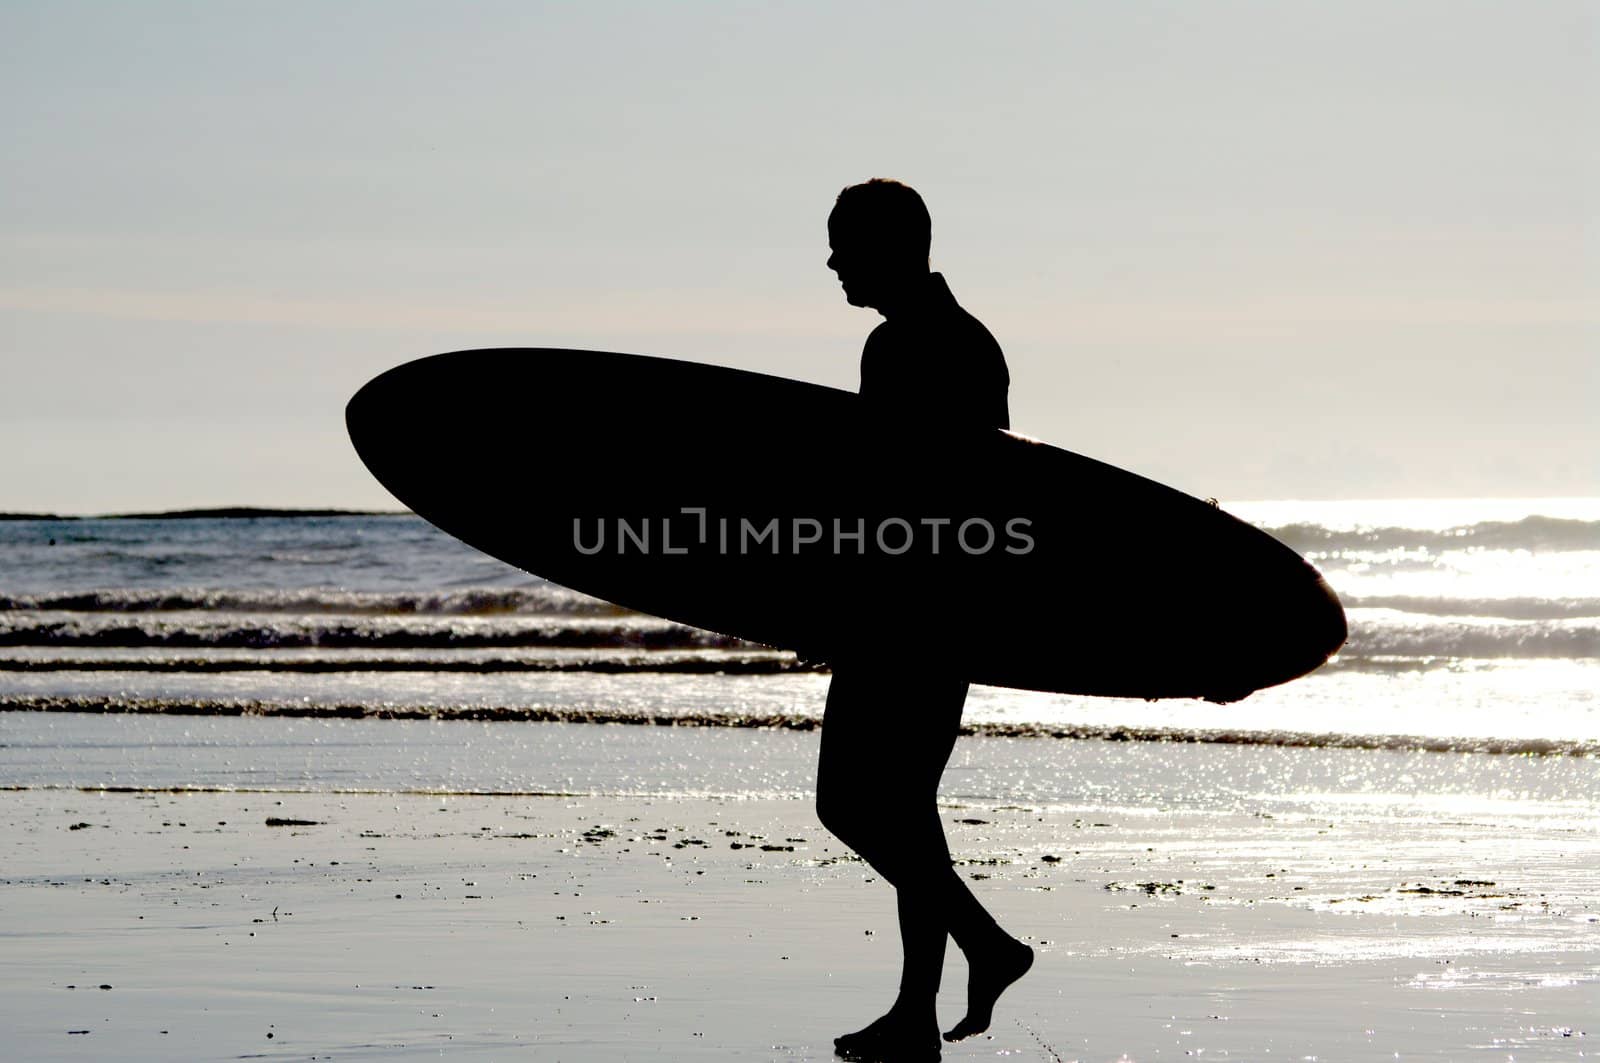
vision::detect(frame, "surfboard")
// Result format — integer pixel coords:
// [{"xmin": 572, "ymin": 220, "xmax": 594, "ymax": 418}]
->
[{"xmin": 346, "ymin": 348, "xmax": 1345, "ymax": 701}]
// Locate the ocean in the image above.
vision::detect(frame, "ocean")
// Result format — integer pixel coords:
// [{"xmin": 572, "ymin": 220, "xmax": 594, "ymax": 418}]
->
[
  {"xmin": 0, "ymin": 502, "xmax": 1593, "ymax": 768},
  {"xmin": 1, "ymin": 498, "xmax": 1596, "ymax": 799}
]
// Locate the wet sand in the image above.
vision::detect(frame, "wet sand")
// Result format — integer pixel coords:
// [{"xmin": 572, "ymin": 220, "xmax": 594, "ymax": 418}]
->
[{"xmin": 2, "ymin": 782, "xmax": 1594, "ymax": 1061}]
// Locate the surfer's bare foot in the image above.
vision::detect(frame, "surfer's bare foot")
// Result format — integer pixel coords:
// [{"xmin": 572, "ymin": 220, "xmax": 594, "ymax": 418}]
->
[
  {"xmin": 834, "ymin": 1006, "xmax": 941, "ymax": 1061},
  {"xmin": 942, "ymin": 937, "xmax": 1034, "ymax": 1042}
]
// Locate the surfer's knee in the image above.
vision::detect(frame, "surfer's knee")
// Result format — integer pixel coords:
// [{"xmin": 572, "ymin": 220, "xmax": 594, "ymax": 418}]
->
[
  {"xmin": 816, "ymin": 771, "xmax": 890, "ymax": 855},
  {"xmin": 815, "ymin": 779, "xmax": 862, "ymax": 846},
  {"xmin": 816, "ymin": 778, "xmax": 919, "ymax": 872}
]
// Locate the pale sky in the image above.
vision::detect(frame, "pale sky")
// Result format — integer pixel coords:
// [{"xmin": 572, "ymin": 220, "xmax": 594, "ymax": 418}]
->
[{"xmin": 2, "ymin": 0, "xmax": 1594, "ymax": 513}]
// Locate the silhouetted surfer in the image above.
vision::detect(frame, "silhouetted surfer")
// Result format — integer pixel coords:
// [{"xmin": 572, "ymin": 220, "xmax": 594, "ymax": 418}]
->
[{"xmin": 818, "ymin": 178, "xmax": 1032, "ymax": 1061}]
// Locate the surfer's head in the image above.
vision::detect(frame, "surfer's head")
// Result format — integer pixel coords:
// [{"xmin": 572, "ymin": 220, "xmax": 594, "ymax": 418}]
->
[{"xmin": 827, "ymin": 179, "xmax": 932, "ymax": 312}]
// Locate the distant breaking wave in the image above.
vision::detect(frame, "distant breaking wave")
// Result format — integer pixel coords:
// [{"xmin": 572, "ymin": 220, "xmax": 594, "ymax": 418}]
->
[
  {"xmin": 0, "ymin": 615, "xmax": 746, "ymax": 650},
  {"xmin": 1, "ymin": 695, "xmax": 1593, "ymax": 757},
  {"xmin": 1344, "ymin": 596, "xmax": 1600, "ymax": 620},
  {"xmin": 1267, "ymin": 515, "xmax": 1600, "ymax": 553},
  {"xmin": 0, "ymin": 586, "xmax": 624, "ymax": 616},
  {"xmin": 0, "ymin": 650, "xmax": 813, "ymax": 675},
  {"xmin": 1341, "ymin": 619, "xmax": 1600, "ymax": 659}
]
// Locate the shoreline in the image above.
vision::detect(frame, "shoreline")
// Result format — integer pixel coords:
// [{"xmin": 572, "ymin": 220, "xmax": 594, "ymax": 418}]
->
[{"xmin": 4, "ymin": 694, "xmax": 1598, "ymax": 757}]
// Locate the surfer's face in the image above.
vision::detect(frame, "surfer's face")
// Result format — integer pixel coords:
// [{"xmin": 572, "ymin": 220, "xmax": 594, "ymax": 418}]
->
[
  {"xmin": 826, "ymin": 222, "xmax": 865, "ymax": 307},
  {"xmin": 827, "ymin": 212, "xmax": 895, "ymax": 310}
]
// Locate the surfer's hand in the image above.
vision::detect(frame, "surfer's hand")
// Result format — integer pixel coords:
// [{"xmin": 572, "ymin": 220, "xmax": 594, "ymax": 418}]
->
[{"xmin": 789, "ymin": 646, "xmax": 827, "ymax": 669}]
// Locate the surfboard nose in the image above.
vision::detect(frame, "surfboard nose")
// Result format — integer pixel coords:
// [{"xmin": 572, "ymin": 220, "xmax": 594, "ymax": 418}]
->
[
  {"xmin": 1311, "ymin": 572, "xmax": 1349, "ymax": 658},
  {"xmin": 1264, "ymin": 567, "xmax": 1347, "ymax": 692},
  {"xmin": 1202, "ymin": 562, "xmax": 1347, "ymax": 704}
]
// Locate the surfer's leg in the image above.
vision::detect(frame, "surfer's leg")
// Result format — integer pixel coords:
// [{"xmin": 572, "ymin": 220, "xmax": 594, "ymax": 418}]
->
[
  {"xmin": 911, "ymin": 684, "xmax": 1031, "ymax": 1044},
  {"xmin": 861, "ymin": 793, "xmax": 1032, "ymax": 1046},
  {"xmin": 816, "ymin": 668, "xmax": 1033, "ymax": 1046},
  {"xmin": 819, "ymin": 666, "xmax": 949, "ymax": 1059},
  {"xmin": 896, "ymin": 681, "xmax": 1033, "ymax": 1044}
]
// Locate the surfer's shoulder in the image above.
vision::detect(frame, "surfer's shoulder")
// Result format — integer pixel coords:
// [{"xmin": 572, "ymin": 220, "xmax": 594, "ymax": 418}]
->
[
  {"xmin": 948, "ymin": 303, "xmax": 1008, "ymax": 382},
  {"xmin": 860, "ymin": 319, "xmax": 897, "ymax": 364}
]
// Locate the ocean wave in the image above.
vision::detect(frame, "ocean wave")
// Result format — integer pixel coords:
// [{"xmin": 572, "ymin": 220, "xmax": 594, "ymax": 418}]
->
[
  {"xmin": 1268, "ymin": 515, "xmax": 1600, "ymax": 553},
  {"xmin": 0, "ymin": 615, "xmax": 747, "ymax": 651},
  {"xmin": 2, "ymin": 695, "xmax": 1593, "ymax": 757},
  {"xmin": 1, "ymin": 611, "xmax": 1594, "ymax": 659},
  {"xmin": 0, "ymin": 651, "xmax": 1549, "ymax": 678},
  {"xmin": 0, "ymin": 586, "xmax": 626, "ymax": 616},
  {"xmin": 1345, "ymin": 596, "xmax": 1600, "ymax": 620},
  {"xmin": 0, "ymin": 650, "xmax": 814, "ymax": 675},
  {"xmin": 1343, "ymin": 619, "xmax": 1600, "ymax": 659}
]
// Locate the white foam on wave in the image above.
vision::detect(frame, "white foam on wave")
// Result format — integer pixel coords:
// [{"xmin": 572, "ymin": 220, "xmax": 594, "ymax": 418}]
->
[{"xmin": 0, "ymin": 585, "xmax": 625, "ymax": 616}]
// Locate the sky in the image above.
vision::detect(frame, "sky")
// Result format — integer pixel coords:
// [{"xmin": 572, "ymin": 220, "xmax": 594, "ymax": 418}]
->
[{"xmin": 2, "ymin": 0, "xmax": 1595, "ymax": 513}]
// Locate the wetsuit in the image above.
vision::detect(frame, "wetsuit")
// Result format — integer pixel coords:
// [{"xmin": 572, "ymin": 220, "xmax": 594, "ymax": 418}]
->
[{"xmin": 857, "ymin": 272, "xmax": 1009, "ymax": 431}]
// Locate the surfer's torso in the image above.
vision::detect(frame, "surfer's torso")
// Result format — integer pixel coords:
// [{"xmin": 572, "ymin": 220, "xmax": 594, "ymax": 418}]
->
[{"xmin": 858, "ymin": 272, "xmax": 1010, "ymax": 431}]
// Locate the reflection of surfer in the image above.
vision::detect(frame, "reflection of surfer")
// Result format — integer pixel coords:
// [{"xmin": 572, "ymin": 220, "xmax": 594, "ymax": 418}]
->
[{"xmin": 818, "ymin": 179, "xmax": 1032, "ymax": 1061}]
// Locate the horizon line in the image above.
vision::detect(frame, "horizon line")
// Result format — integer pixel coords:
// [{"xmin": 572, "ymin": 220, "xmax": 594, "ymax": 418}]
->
[{"xmin": 5, "ymin": 496, "xmax": 1599, "ymax": 522}]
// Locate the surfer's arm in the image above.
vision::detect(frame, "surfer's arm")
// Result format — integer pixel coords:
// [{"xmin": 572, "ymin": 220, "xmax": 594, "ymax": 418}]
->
[{"xmin": 856, "ymin": 324, "xmax": 891, "ymax": 400}]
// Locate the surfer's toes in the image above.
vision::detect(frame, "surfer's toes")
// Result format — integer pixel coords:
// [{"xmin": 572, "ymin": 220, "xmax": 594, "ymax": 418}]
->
[
  {"xmin": 941, "ymin": 1014, "xmax": 989, "ymax": 1045},
  {"xmin": 943, "ymin": 938, "xmax": 1035, "ymax": 1043}
]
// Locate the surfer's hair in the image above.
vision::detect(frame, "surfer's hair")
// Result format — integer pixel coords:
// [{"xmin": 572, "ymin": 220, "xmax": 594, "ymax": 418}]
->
[{"xmin": 833, "ymin": 178, "xmax": 932, "ymax": 260}]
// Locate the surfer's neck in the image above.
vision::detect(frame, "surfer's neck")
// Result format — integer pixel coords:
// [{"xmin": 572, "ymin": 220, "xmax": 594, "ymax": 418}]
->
[{"xmin": 873, "ymin": 270, "xmax": 944, "ymax": 320}]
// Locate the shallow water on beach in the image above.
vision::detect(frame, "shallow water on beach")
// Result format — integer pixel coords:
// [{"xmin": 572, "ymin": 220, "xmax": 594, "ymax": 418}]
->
[
  {"xmin": 1, "ymin": 734, "xmax": 1595, "ymax": 1061},
  {"xmin": 3, "ymin": 708, "xmax": 1598, "ymax": 811}
]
